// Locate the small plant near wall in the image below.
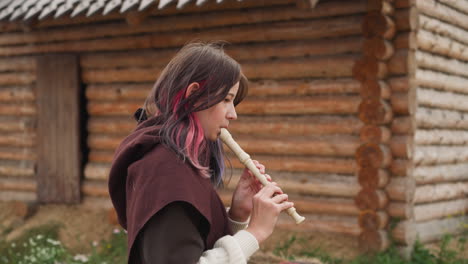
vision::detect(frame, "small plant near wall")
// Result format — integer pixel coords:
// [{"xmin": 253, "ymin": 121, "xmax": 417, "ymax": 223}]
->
[{"xmin": 0, "ymin": 224, "xmax": 127, "ymax": 264}]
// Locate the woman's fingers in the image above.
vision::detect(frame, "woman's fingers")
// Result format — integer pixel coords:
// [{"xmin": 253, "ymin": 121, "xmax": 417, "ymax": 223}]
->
[
  {"xmin": 278, "ymin": 201, "xmax": 295, "ymax": 211},
  {"xmin": 271, "ymin": 193, "xmax": 288, "ymax": 204},
  {"xmin": 252, "ymin": 160, "xmax": 265, "ymax": 174},
  {"xmin": 257, "ymin": 183, "xmax": 283, "ymax": 197}
]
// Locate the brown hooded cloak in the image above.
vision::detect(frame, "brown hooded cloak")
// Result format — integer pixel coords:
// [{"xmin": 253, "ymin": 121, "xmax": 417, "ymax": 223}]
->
[{"xmin": 108, "ymin": 116, "xmax": 232, "ymax": 263}]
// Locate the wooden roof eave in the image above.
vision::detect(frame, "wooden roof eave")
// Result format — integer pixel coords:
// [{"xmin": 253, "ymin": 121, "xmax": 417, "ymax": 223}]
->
[{"xmin": 0, "ymin": 0, "xmax": 321, "ymax": 22}]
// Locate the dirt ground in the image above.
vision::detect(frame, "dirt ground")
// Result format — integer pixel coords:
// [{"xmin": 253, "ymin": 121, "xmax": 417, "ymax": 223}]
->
[{"xmin": 0, "ymin": 201, "xmax": 358, "ymax": 263}]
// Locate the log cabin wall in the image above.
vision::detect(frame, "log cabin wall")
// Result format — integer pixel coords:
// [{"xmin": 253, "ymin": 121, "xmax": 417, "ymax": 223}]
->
[
  {"xmin": 0, "ymin": 0, "xmax": 411, "ymax": 239},
  {"xmin": 0, "ymin": 57, "xmax": 37, "ymax": 202},
  {"xmin": 82, "ymin": 0, "xmax": 371, "ymax": 234},
  {"xmin": 394, "ymin": 0, "xmax": 468, "ymax": 249}
]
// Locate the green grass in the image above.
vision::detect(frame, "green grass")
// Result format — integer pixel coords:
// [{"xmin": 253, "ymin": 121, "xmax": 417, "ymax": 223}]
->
[
  {"xmin": 273, "ymin": 233, "xmax": 468, "ymax": 264},
  {"xmin": 1, "ymin": 222, "xmax": 466, "ymax": 263},
  {"xmin": 0, "ymin": 224, "xmax": 127, "ymax": 264}
]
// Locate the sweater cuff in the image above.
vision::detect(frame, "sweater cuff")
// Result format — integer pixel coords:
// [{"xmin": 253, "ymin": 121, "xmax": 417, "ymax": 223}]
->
[
  {"xmin": 228, "ymin": 216, "xmax": 249, "ymax": 233},
  {"xmin": 233, "ymin": 230, "xmax": 259, "ymax": 259}
]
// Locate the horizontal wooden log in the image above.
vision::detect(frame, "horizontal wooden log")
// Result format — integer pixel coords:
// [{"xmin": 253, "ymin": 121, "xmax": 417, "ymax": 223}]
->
[
  {"xmin": 0, "ymin": 1, "xmax": 366, "ymax": 46},
  {"xmin": 87, "ymin": 96, "xmax": 361, "ymax": 116},
  {"xmin": 86, "ymin": 83, "xmax": 150, "ymax": 101},
  {"xmin": 0, "ymin": 147, "xmax": 36, "ymax": 161},
  {"xmin": 0, "ymin": 177, "xmax": 36, "ymax": 192},
  {"xmin": 87, "ymin": 115, "xmax": 363, "ymax": 136},
  {"xmin": 229, "ymin": 116, "xmax": 362, "ymax": 136},
  {"xmin": 0, "ymin": 57, "xmax": 35, "ymax": 72},
  {"xmin": 355, "ymin": 188, "xmax": 389, "ymax": 210},
  {"xmin": 0, "ymin": 87, "xmax": 35, "ymax": 102},
  {"xmin": 414, "ymin": 145, "xmax": 468, "ymax": 165},
  {"xmin": 81, "ymin": 180, "xmax": 110, "ymax": 198},
  {"xmin": 415, "ymin": 129, "xmax": 468, "ymax": 145},
  {"xmin": 389, "ymin": 158, "xmax": 412, "ymax": 177},
  {"xmin": 89, "ymin": 150, "xmax": 114, "ymax": 163},
  {"xmin": 276, "ymin": 213, "xmax": 360, "ymax": 236},
  {"xmin": 416, "ymin": 51, "xmax": 468, "ymax": 79},
  {"xmin": 360, "ymin": 79, "xmax": 391, "ymax": 100},
  {"xmin": 0, "ymin": 72, "xmax": 35, "ymax": 85},
  {"xmin": 394, "ymin": 32, "xmax": 409, "ymax": 50},
  {"xmin": 352, "ymin": 57, "xmax": 388, "ymax": 82},
  {"xmin": 85, "ymin": 155, "xmax": 357, "ymax": 182},
  {"xmin": 416, "ymin": 29, "xmax": 468, "ymax": 62},
  {"xmin": 362, "ymin": 12, "xmax": 396, "ymax": 39},
  {"xmin": 83, "ymin": 54, "xmax": 359, "ymax": 83},
  {"xmin": 356, "ymin": 143, "xmax": 392, "ymax": 168},
  {"xmin": 414, "ymin": 198, "xmax": 468, "ymax": 222},
  {"xmin": 227, "ymin": 154, "xmax": 357, "ymax": 174},
  {"xmin": 391, "ymin": 92, "xmax": 413, "ymax": 115},
  {"xmin": 389, "ymin": 77, "xmax": 409, "ymax": 93},
  {"xmin": 0, "ymin": 133, "xmax": 35, "ymax": 148},
  {"xmin": 82, "ymin": 37, "xmax": 363, "ymax": 70},
  {"xmin": 0, "ymin": 191, "xmax": 36, "ymax": 202},
  {"xmin": 238, "ymin": 95, "xmax": 360, "ymax": 114},
  {"xmin": 394, "ymin": 0, "xmax": 411, "ymax": 9},
  {"xmin": 419, "ymin": 14, "xmax": 468, "ymax": 47},
  {"xmin": 390, "ymin": 135, "xmax": 412, "ymax": 159},
  {"xmin": 358, "ymin": 210, "xmax": 389, "ymax": 230},
  {"xmin": 388, "ymin": 49, "xmax": 407, "ymax": 75},
  {"xmin": 0, "ymin": 16, "xmax": 363, "ymax": 57},
  {"xmin": 416, "ymin": 107, "xmax": 468, "ymax": 130},
  {"xmin": 0, "ymin": 117, "xmax": 36, "ymax": 132},
  {"xmin": 0, "ymin": 103, "xmax": 36, "ymax": 116},
  {"xmin": 86, "ymin": 79, "xmax": 362, "ymax": 101},
  {"xmin": 388, "ymin": 202, "xmax": 414, "ymax": 219},
  {"xmin": 394, "ymin": 8, "xmax": 410, "ymax": 31},
  {"xmin": 414, "ymin": 163, "xmax": 468, "ymax": 184},
  {"xmin": 357, "ymin": 167, "xmax": 389, "ymax": 189},
  {"xmin": 363, "ymin": 37, "xmax": 394, "ymax": 60},
  {"xmin": 437, "ymin": 0, "xmax": 468, "ymax": 15},
  {"xmin": 413, "ymin": 215, "xmax": 468, "ymax": 243},
  {"xmin": 360, "ymin": 125, "xmax": 391, "ymax": 144},
  {"xmin": 385, "ymin": 177, "xmax": 416, "ymax": 202},
  {"xmin": 276, "ymin": 178, "xmax": 360, "ymax": 198},
  {"xmin": 359, "ymin": 229, "xmax": 390, "ymax": 253},
  {"xmin": 285, "ymin": 197, "xmax": 360, "ymax": 216},
  {"xmin": 358, "ymin": 98, "xmax": 393, "ymax": 125},
  {"xmin": 89, "ymin": 134, "xmax": 361, "ymax": 156},
  {"xmin": 0, "ymin": 160, "xmax": 35, "ymax": 178},
  {"xmin": 416, "ymin": 69, "xmax": 468, "ymax": 95},
  {"xmin": 413, "ymin": 182, "xmax": 468, "ymax": 204},
  {"xmin": 391, "ymin": 116, "xmax": 414, "ymax": 135},
  {"xmin": 219, "ymin": 191, "xmax": 359, "ymax": 215},
  {"xmin": 416, "ymin": 0, "xmax": 468, "ymax": 33},
  {"xmin": 417, "ymin": 87, "xmax": 468, "ymax": 113}
]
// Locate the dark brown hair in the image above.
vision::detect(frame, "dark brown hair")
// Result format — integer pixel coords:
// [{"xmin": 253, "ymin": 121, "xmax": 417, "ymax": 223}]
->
[{"xmin": 141, "ymin": 42, "xmax": 248, "ymax": 185}]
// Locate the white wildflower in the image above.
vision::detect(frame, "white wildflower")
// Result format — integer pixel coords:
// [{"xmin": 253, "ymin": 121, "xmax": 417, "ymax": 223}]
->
[
  {"xmin": 113, "ymin": 228, "xmax": 120, "ymax": 234},
  {"xmin": 92, "ymin": 241, "xmax": 99, "ymax": 247},
  {"xmin": 73, "ymin": 254, "xmax": 89, "ymax": 262},
  {"xmin": 46, "ymin": 238, "xmax": 61, "ymax": 246}
]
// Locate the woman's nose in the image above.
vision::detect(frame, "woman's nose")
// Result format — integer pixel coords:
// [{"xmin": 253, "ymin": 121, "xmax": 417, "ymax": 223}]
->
[{"xmin": 227, "ymin": 107, "xmax": 237, "ymax": 120}]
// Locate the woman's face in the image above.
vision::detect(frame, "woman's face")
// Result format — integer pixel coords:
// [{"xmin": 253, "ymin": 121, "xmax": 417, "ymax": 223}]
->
[{"xmin": 195, "ymin": 82, "xmax": 239, "ymax": 141}]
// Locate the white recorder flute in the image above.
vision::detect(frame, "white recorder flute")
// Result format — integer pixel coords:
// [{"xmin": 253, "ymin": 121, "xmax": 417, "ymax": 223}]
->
[{"xmin": 220, "ymin": 128, "xmax": 305, "ymax": 224}]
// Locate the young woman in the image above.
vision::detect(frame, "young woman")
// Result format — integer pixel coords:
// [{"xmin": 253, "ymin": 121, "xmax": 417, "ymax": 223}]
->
[{"xmin": 108, "ymin": 42, "xmax": 294, "ymax": 264}]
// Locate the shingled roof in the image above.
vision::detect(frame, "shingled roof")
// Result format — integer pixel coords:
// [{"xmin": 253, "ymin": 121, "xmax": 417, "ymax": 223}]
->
[{"xmin": 0, "ymin": 0, "xmax": 244, "ymax": 21}]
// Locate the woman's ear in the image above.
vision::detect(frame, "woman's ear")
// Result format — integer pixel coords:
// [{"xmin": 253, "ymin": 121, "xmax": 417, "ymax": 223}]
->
[{"xmin": 185, "ymin": 82, "xmax": 200, "ymax": 98}]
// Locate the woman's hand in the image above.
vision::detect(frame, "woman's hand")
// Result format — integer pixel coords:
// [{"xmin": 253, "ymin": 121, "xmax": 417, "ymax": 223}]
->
[
  {"xmin": 246, "ymin": 183, "xmax": 294, "ymax": 244},
  {"xmin": 228, "ymin": 160, "xmax": 270, "ymax": 222}
]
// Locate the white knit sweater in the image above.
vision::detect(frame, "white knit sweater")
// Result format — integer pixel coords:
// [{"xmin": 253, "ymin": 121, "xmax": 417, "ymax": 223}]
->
[{"xmin": 197, "ymin": 216, "xmax": 259, "ymax": 264}]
